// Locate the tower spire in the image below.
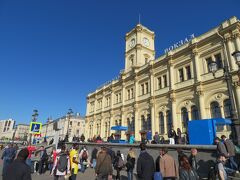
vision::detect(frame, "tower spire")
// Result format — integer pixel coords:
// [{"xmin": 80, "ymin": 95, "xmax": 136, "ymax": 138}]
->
[{"xmin": 138, "ymin": 14, "xmax": 141, "ymax": 24}]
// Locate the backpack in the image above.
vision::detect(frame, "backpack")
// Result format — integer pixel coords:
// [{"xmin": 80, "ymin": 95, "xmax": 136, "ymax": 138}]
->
[
  {"xmin": 57, "ymin": 153, "xmax": 68, "ymax": 173},
  {"xmin": 117, "ymin": 156, "xmax": 125, "ymax": 168},
  {"xmin": 208, "ymin": 164, "xmax": 219, "ymax": 180},
  {"xmin": 82, "ymin": 150, "xmax": 88, "ymax": 160}
]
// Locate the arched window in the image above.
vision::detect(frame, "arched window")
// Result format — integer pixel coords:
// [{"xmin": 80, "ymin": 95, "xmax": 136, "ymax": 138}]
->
[
  {"xmin": 147, "ymin": 114, "xmax": 151, "ymax": 131},
  {"xmin": 119, "ymin": 119, "xmax": 122, "ymax": 126},
  {"xmin": 131, "ymin": 117, "xmax": 135, "ymax": 132},
  {"xmin": 210, "ymin": 101, "xmax": 221, "ymax": 118},
  {"xmin": 141, "ymin": 115, "xmax": 146, "ymax": 130},
  {"xmin": 191, "ymin": 106, "xmax": 199, "ymax": 120},
  {"xmin": 159, "ymin": 112, "xmax": 165, "ymax": 134},
  {"xmin": 105, "ymin": 122, "xmax": 108, "ymax": 137},
  {"xmin": 181, "ymin": 107, "xmax": 189, "ymax": 132},
  {"xmin": 115, "ymin": 120, "xmax": 118, "ymax": 126},
  {"xmin": 224, "ymin": 99, "xmax": 231, "ymax": 118},
  {"xmin": 166, "ymin": 110, "xmax": 172, "ymax": 133}
]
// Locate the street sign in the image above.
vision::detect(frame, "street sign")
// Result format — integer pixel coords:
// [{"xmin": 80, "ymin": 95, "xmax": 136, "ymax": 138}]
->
[{"xmin": 29, "ymin": 122, "xmax": 42, "ymax": 134}]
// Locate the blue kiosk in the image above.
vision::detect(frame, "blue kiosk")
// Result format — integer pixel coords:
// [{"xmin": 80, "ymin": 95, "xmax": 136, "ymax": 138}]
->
[
  {"xmin": 188, "ymin": 118, "xmax": 232, "ymax": 145},
  {"xmin": 110, "ymin": 126, "xmax": 128, "ymax": 143}
]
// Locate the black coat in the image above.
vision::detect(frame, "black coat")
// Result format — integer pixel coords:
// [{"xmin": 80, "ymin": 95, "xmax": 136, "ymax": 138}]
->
[
  {"xmin": 4, "ymin": 159, "xmax": 32, "ymax": 180},
  {"xmin": 137, "ymin": 151, "xmax": 155, "ymax": 180}
]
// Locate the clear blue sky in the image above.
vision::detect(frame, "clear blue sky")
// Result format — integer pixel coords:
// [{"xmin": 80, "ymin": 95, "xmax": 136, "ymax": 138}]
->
[{"xmin": 0, "ymin": 0, "xmax": 239, "ymax": 124}]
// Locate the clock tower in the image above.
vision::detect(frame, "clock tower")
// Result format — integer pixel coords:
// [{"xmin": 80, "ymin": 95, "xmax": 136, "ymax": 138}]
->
[{"xmin": 125, "ymin": 24, "xmax": 155, "ymax": 71}]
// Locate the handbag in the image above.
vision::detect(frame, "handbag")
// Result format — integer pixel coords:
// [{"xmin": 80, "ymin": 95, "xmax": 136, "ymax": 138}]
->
[{"xmin": 154, "ymin": 172, "xmax": 163, "ymax": 180}]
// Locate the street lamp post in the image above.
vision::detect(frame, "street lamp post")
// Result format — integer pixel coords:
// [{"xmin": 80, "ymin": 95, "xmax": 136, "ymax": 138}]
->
[
  {"xmin": 65, "ymin": 108, "xmax": 73, "ymax": 142},
  {"xmin": 44, "ymin": 117, "xmax": 50, "ymax": 143},
  {"xmin": 209, "ymin": 50, "xmax": 240, "ymax": 145},
  {"xmin": 29, "ymin": 109, "xmax": 39, "ymax": 144}
]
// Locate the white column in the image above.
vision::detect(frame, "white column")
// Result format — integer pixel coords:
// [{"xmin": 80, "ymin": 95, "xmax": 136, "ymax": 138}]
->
[
  {"xmin": 163, "ymin": 112, "xmax": 167, "ymax": 135},
  {"xmin": 234, "ymin": 34, "xmax": 240, "ymax": 51},
  {"xmin": 134, "ymin": 109, "xmax": 140, "ymax": 141},
  {"xmin": 192, "ymin": 49, "xmax": 201, "ymax": 82},
  {"xmin": 168, "ymin": 60, "xmax": 175, "ymax": 90},
  {"xmin": 151, "ymin": 104, "xmax": 156, "ymax": 134},
  {"xmin": 198, "ymin": 92, "xmax": 206, "ymax": 119},
  {"xmin": 233, "ymin": 83, "xmax": 240, "ymax": 119},
  {"xmin": 225, "ymin": 38, "xmax": 238, "ymax": 71}
]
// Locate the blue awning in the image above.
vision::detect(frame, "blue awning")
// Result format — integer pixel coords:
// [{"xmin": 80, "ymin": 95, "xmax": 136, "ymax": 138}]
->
[
  {"xmin": 111, "ymin": 126, "xmax": 128, "ymax": 131},
  {"xmin": 214, "ymin": 118, "xmax": 232, "ymax": 125}
]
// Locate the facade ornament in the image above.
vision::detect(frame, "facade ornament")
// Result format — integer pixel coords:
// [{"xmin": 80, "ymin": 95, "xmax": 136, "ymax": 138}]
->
[
  {"xmin": 196, "ymin": 90, "xmax": 204, "ymax": 96},
  {"xmin": 192, "ymin": 48, "xmax": 198, "ymax": 56},
  {"xmin": 160, "ymin": 105, "xmax": 167, "ymax": 112},
  {"xmin": 233, "ymin": 81, "xmax": 240, "ymax": 88},
  {"xmin": 215, "ymin": 93, "xmax": 223, "ymax": 101}
]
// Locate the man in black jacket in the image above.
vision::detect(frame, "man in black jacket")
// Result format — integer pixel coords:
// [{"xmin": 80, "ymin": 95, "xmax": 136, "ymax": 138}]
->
[
  {"xmin": 4, "ymin": 148, "xmax": 32, "ymax": 180},
  {"xmin": 137, "ymin": 143, "xmax": 155, "ymax": 180}
]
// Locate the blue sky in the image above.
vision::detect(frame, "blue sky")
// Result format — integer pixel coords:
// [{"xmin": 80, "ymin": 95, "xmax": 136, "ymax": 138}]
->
[{"xmin": 0, "ymin": 0, "xmax": 239, "ymax": 124}]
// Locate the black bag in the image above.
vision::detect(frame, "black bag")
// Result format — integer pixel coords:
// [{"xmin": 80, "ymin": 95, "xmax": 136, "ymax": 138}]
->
[{"xmin": 57, "ymin": 153, "xmax": 68, "ymax": 172}]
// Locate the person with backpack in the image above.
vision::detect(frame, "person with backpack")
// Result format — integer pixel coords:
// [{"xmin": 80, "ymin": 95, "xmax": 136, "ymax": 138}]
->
[
  {"xmin": 179, "ymin": 156, "xmax": 198, "ymax": 180},
  {"xmin": 51, "ymin": 145, "xmax": 70, "ymax": 180},
  {"xmin": 113, "ymin": 150, "xmax": 125, "ymax": 180},
  {"xmin": 95, "ymin": 146, "xmax": 113, "ymax": 180},
  {"xmin": 4, "ymin": 148, "xmax": 32, "ymax": 180},
  {"xmin": 126, "ymin": 148, "xmax": 136, "ymax": 180},
  {"xmin": 38, "ymin": 146, "xmax": 48, "ymax": 174},
  {"xmin": 1, "ymin": 143, "xmax": 16, "ymax": 178},
  {"xmin": 137, "ymin": 143, "xmax": 155, "ymax": 180},
  {"xmin": 79, "ymin": 146, "xmax": 89, "ymax": 173}
]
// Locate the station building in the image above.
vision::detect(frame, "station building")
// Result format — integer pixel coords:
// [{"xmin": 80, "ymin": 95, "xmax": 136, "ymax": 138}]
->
[{"xmin": 85, "ymin": 16, "xmax": 240, "ymax": 141}]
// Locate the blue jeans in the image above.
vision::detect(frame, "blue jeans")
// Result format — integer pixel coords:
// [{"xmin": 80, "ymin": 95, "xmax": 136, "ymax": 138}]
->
[
  {"xmin": 127, "ymin": 170, "xmax": 133, "ymax": 180},
  {"xmin": 92, "ymin": 159, "xmax": 96, "ymax": 168},
  {"xmin": 229, "ymin": 156, "xmax": 238, "ymax": 170},
  {"xmin": 25, "ymin": 158, "xmax": 32, "ymax": 167}
]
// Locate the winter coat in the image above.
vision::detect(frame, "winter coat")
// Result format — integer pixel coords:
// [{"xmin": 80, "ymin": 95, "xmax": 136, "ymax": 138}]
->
[
  {"xmin": 137, "ymin": 151, "xmax": 155, "ymax": 180},
  {"xmin": 4, "ymin": 159, "xmax": 32, "ymax": 180},
  {"xmin": 160, "ymin": 153, "xmax": 178, "ymax": 178},
  {"xmin": 224, "ymin": 139, "xmax": 235, "ymax": 157}
]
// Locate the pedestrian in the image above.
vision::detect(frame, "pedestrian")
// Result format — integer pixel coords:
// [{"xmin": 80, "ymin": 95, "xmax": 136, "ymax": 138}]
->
[
  {"xmin": 214, "ymin": 137, "xmax": 228, "ymax": 157},
  {"xmin": 217, "ymin": 153, "xmax": 228, "ymax": 180},
  {"xmin": 176, "ymin": 128, "xmax": 182, "ymax": 144},
  {"xmin": 167, "ymin": 126, "xmax": 176, "ymax": 144},
  {"xmin": 179, "ymin": 156, "xmax": 198, "ymax": 180},
  {"xmin": 79, "ymin": 146, "xmax": 89, "ymax": 173},
  {"xmin": 129, "ymin": 134, "xmax": 135, "ymax": 144},
  {"xmin": 189, "ymin": 148, "xmax": 198, "ymax": 172},
  {"xmin": 95, "ymin": 146, "xmax": 113, "ymax": 180},
  {"xmin": 177, "ymin": 148, "xmax": 187, "ymax": 165},
  {"xmin": 221, "ymin": 135, "xmax": 238, "ymax": 171},
  {"xmin": 51, "ymin": 145, "xmax": 70, "ymax": 180},
  {"xmin": 159, "ymin": 147, "xmax": 178, "ymax": 180},
  {"xmin": 126, "ymin": 148, "xmax": 136, "ymax": 180},
  {"xmin": 38, "ymin": 146, "xmax": 48, "ymax": 174},
  {"xmin": 1, "ymin": 143, "xmax": 16, "ymax": 178},
  {"xmin": 69, "ymin": 144, "xmax": 79, "ymax": 180},
  {"xmin": 80, "ymin": 134, "xmax": 85, "ymax": 142},
  {"xmin": 137, "ymin": 143, "xmax": 155, "ymax": 180},
  {"xmin": 113, "ymin": 150, "xmax": 125, "ymax": 180},
  {"xmin": 91, "ymin": 147, "xmax": 98, "ymax": 168},
  {"xmin": 3, "ymin": 148, "xmax": 32, "ymax": 180},
  {"xmin": 153, "ymin": 132, "xmax": 160, "ymax": 144}
]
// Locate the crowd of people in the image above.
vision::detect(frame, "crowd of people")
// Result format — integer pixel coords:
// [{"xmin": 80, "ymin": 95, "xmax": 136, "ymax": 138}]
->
[{"xmin": 0, "ymin": 134, "xmax": 239, "ymax": 180}]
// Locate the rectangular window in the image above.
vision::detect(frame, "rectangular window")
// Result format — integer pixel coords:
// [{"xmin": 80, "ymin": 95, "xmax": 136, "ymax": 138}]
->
[
  {"xmin": 70, "ymin": 121, "xmax": 72, "ymax": 126},
  {"xmin": 127, "ymin": 89, "xmax": 130, "ymax": 100},
  {"xmin": 179, "ymin": 68, "xmax": 184, "ymax": 82},
  {"xmin": 119, "ymin": 93, "xmax": 121, "ymax": 102},
  {"xmin": 116, "ymin": 94, "xmax": 118, "ymax": 103},
  {"xmin": 141, "ymin": 84, "xmax": 144, "ymax": 95},
  {"xmin": 214, "ymin": 53, "xmax": 223, "ymax": 69},
  {"xmin": 145, "ymin": 82, "xmax": 149, "ymax": 93},
  {"xmin": 158, "ymin": 77, "xmax": 162, "ymax": 89},
  {"xmin": 78, "ymin": 122, "xmax": 80, "ymax": 126},
  {"xmin": 186, "ymin": 65, "xmax": 191, "ymax": 80},
  {"xmin": 163, "ymin": 75, "xmax": 167, "ymax": 87},
  {"xmin": 131, "ymin": 88, "xmax": 134, "ymax": 99},
  {"xmin": 206, "ymin": 57, "xmax": 212, "ymax": 72}
]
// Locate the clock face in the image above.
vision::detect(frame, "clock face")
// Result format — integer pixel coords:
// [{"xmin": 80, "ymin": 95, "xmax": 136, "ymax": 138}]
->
[
  {"xmin": 143, "ymin": 37, "xmax": 150, "ymax": 47},
  {"xmin": 129, "ymin": 38, "xmax": 135, "ymax": 48}
]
